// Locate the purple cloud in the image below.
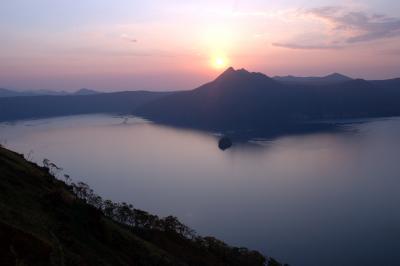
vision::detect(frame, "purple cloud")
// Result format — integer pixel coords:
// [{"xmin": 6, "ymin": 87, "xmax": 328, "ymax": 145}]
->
[
  {"xmin": 309, "ymin": 6, "xmax": 400, "ymax": 43},
  {"xmin": 274, "ymin": 6, "xmax": 400, "ymax": 50},
  {"xmin": 272, "ymin": 42, "xmax": 342, "ymax": 50}
]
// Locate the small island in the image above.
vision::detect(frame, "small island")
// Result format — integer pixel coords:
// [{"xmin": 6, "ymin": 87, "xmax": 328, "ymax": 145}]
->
[{"xmin": 218, "ymin": 136, "xmax": 233, "ymax": 150}]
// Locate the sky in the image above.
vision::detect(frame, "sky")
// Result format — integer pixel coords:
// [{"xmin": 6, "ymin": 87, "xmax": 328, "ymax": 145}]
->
[{"xmin": 1, "ymin": 0, "xmax": 400, "ymax": 91}]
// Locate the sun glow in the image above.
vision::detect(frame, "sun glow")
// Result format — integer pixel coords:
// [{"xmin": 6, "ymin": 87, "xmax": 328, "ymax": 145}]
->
[{"xmin": 212, "ymin": 56, "xmax": 229, "ymax": 69}]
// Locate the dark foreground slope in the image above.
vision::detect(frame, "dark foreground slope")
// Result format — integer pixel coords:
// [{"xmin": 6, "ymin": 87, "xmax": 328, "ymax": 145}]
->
[
  {"xmin": 135, "ymin": 68, "xmax": 400, "ymax": 133},
  {"xmin": 0, "ymin": 91, "xmax": 171, "ymax": 122},
  {"xmin": 0, "ymin": 146, "xmax": 282, "ymax": 266}
]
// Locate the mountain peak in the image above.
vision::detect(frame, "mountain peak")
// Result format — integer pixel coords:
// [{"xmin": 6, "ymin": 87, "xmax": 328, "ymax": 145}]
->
[
  {"xmin": 216, "ymin": 67, "xmax": 266, "ymax": 81},
  {"xmin": 217, "ymin": 67, "xmax": 236, "ymax": 77},
  {"xmin": 220, "ymin": 67, "xmax": 253, "ymax": 75},
  {"xmin": 74, "ymin": 88, "xmax": 100, "ymax": 95},
  {"xmin": 210, "ymin": 68, "xmax": 276, "ymax": 92},
  {"xmin": 324, "ymin": 73, "xmax": 352, "ymax": 80},
  {"xmin": 225, "ymin": 66, "xmax": 235, "ymax": 72}
]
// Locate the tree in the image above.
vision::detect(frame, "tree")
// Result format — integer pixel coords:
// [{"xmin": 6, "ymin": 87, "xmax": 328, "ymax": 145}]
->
[
  {"xmin": 42, "ymin": 158, "xmax": 63, "ymax": 177},
  {"xmin": 73, "ymin": 182, "xmax": 90, "ymax": 201},
  {"xmin": 63, "ymin": 174, "xmax": 71, "ymax": 184},
  {"xmin": 103, "ymin": 200, "xmax": 116, "ymax": 218},
  {"xmin": 25, "ymin": 150, "xmax": 34, "ymax": 161},
  {"xmin": 133, "ymin": 209, "xmax": 153, "ymax": 228},
  {"xmin": 43, "ymin": 158, "xmax": 50, "ymax": 168},
  {"xmin": 115, "ymin": 202, "xmax": 133, "ymax": 224},
  {"xmin": 88, "ymin": 194, "xmax": 103, "ymax": 210}
]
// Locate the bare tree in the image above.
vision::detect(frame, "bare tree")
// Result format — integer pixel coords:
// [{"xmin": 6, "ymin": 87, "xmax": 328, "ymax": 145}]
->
[
  {"xmin": 63, "ymin": 174, "xmax": 71, "ymax": 185},
  {"xmin": 0, "ymin": 138, "xmax": 7, "ymax": 148},
  {"xmin": 25, "ymin": 150, "xmax": 34, "ymax": 161},
  {"xmin": 42, "ymin": 158, "xmax": 63, "ymax": 177}
]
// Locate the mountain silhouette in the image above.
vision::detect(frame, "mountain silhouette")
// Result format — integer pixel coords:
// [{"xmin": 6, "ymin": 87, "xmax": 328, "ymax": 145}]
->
[
  {"xmin": 74, "ymin": 88, "xmax": 100, "ymax": 95},
  {"xmin": 1, "ymin": 68, "xmax": 400, "ymax": 138},
  {"xmin": 273, "ymin": 73, "xmax": 352, "ymax": 86},
  {"xmin": 369, "ymin": 78, "xmax": 400, "ymax": 90},
  {"xmin": 0, "ymin": 91, "xmax": 172, "ymax": 122},
  {"xmin": 0, "ymin": 88, "xmax": 69, "ymax": 97},
  {"xmin": 135, "ymin": 67, "xmax": 292, "ymax": 131},
  {"xmin": 0, "ymin": 88, "xmax": 101, "ymax": 98},
  {"xmin": 0, "ymin": 88, "xmax": 21, "ymax": 97},
  {"xmin": 135, "ymin": 67, "xmax": 400, "ymax": 134}
]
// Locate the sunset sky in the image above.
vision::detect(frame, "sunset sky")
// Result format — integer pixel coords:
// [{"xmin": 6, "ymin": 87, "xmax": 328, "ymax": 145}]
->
[{"xmin": 1, "ymin": 0, "xmax": 400, "ymax": 91}]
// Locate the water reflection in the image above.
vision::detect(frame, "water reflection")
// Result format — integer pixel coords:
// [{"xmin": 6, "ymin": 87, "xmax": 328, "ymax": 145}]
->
[{"xmin": 1, "ymin": 114, "xmax": 400, "ymax": 266}]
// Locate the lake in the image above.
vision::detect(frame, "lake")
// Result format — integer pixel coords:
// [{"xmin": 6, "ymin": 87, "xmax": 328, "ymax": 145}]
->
[{"xmin": 1, "ymin": 114, "xmax": 399, "ymax": 266}]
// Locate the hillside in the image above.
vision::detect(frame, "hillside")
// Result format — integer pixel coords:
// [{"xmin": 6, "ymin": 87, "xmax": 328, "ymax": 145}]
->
[
  {"xmin": 0, "ymin": 88, "xmax": 100, "ymax": 98},
  {"xmin": 273, "ymin": 73, "xmax": 352, "ymax": 86},
  {"xmin": 0, "ymin": 88, "xmax": 70, "ymax": 98},
  {"xmin": 135, "ymin": 68, "xmax": 400, "ymax": 133},
  {"xmin": 135, "ymin": 67, "xmax": 296, "ymax": 131},
  {"xmin": 0, "ymin": 91, "xmax": 172, "ymax": 122},
  {"xmin": 0, "ymin": 146, "xmax": 283, "ymax": 266},
  {"xmin": 73, "ymin": 89, "xmax": 100, "ymax": 95}
]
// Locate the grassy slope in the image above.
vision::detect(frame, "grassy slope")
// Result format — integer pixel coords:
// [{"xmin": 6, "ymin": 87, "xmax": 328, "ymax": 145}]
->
[{"xmin": 0, "ymin": 147, "xmax": 283, "ymax": 266}]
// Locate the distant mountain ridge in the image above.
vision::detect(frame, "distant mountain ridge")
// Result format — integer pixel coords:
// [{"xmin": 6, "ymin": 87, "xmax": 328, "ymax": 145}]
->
[
  {"xmin": 0, "ymin": 91, "xmax": 172, "ymax": 122},
  {"xmin": 273, "ymin": 73, "xmax": 353, "ymax": 86},
  {"xmin": 1, "ymin": 68, "xmax": 400, "ymax": 138},
  {"xmin": 134, "ymin": 67, "xmax": 400, "ymax": 135},
  {"xmin": 74, "ymin": 88, "xmax": 100, "ymax": 95},
  {"xmin": 0, "ymin": 88, "xmax": 100, "ymax": 98},
  {"xmin": 0, "ymin": 88, "xmax": 20, "ymax": 97}
]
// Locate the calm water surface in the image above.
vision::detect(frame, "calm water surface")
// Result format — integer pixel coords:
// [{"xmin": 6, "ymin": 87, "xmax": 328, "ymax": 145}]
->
[{"xmin": 1, "ymin": 114, "xmax": 399, "ymax": 266}]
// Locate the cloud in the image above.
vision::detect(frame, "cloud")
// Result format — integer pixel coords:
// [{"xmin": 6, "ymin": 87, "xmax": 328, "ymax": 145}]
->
[
  {"xmin": 274, "ymin": 6, "xmax": 400, "ymax": 50},
  {"xmin": 272, "ymin": 42, "xmax": 342, "ymax": 50},
  {"xmin": 120, "ymin": 33, "xmax": 137, "ymax": 43},
  {"xmin": 308, "ymin": 6, "xmax": 400, "ymax": 44}
]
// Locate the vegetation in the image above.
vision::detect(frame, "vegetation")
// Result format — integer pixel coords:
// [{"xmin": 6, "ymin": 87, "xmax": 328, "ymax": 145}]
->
[{"xmin": 0, "ymin": 146, "xmax": 286, "ymax": 266}]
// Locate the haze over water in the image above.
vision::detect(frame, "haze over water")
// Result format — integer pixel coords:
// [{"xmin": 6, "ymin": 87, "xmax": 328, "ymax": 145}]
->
[{"xmin": 1, "ymin": 114, "xmax": 400, "ymax": 266}]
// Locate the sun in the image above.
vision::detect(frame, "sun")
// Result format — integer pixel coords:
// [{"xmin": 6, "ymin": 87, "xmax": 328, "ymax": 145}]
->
[{"xmin": 212, "ymin": 56, "xmax": 228, "ymax": 69}]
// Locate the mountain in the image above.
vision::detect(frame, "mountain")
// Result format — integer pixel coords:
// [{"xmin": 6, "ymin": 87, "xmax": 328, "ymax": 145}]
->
[
  {"xmin": 0, "ymin": 88, "xmax": 102, "ymax": 98},
  {"xmin": 0, "ymin": 88, "xmax": 22, "ymax": 97},
  {"xmin": 35, "ymin": 89, "xmax": 70, "ymax": 96},
  {"xmin": 0, "ymin": 88, "xmax": 69, "ymax": 97},
  {"xmin": 0, "ymin": 91, "xmax": 172, "ymax": 122},
  {"xmin": 369, "ymin": 78, "xmax": 400, "ymax": 90},
  {"xmin": 1, "ymin": 68, "xmax": 399, "ymax": 137},
  {"xmin": 74, "ymin": 88, "xmax": 100, "ymax": 95},
  {"xmin": 135, "ymin": 67, "xmax": 400, "ymax": 134},
  {"xmin": 135, "ymin": 67, "xmax": 293, "ymax": 132},
  {"xmin": 0, "ymin": 146, "xmax": 283, "ymax": 266},
  {"xmin": 273, "ymin": 73, "xmax": 352, "ymax": 86}
]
